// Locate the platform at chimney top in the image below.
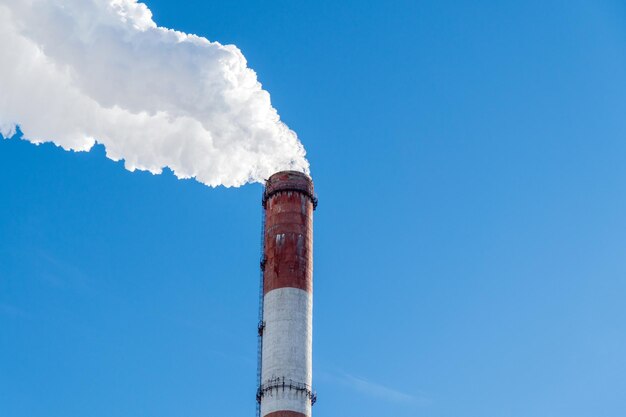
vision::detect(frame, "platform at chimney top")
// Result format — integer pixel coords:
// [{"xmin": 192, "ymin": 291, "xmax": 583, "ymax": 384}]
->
[{"xmin": 263, "ymin": 170, "xmax": 317, "ymax": 210}]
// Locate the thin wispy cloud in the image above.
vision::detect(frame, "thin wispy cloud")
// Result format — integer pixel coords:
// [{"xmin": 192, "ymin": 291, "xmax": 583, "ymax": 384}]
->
[
  {"xmin": 0, "ymin": 303, "xmax": 29, "ymax": 319},
  {"xmin": 36, "ymin": 250, "xmax": 93, "ymax": 292},
  {"xmin": 319, "ymin": 369, "xmax": 430, "ymax": 406},
  {"xmin": 340, "ymin": 372, "xmax": 420, "ymax": 403}
]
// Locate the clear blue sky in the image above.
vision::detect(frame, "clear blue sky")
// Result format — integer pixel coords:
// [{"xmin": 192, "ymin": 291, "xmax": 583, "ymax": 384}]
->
[{"xmin": 2, "ymin": 1, "xmax": 626, "ymax": 416}]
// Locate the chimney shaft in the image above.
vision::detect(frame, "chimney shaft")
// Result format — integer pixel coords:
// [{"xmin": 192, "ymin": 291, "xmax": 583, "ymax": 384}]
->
[{"xmin": 257, "ymin": 171, "xmax": 316, "ymax": 417}]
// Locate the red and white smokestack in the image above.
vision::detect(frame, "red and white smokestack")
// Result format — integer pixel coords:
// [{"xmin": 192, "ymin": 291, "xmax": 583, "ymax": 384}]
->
[{"xmin": 257, "ymin": 171, "xmax": 317, "ymax": 417}]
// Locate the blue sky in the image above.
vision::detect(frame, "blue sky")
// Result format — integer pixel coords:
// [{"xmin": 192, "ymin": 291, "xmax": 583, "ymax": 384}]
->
[{"xmin": 2, "ymin": 1, "xmax": 626, "ymax": 416}]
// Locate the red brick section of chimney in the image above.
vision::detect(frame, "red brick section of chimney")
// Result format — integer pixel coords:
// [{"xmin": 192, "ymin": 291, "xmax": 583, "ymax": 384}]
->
[
  {"xmin": 265, "ymin": 412, "xmax": 307, "ymax": 417},
  {"xmin": 263, "ymin": 170, "xmax": 315, "ymax": 295}
]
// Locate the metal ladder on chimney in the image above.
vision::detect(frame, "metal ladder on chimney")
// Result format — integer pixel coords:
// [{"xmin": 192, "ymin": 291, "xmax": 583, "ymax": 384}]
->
[{"xmin": 256, "ymin": 204, "xmax": 266, "ymax": 417}]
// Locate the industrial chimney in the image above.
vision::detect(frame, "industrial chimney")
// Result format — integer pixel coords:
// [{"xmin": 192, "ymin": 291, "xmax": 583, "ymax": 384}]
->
[{"xmin": 256, "ymin": 171, "xmax": 317, "ymax": 417}]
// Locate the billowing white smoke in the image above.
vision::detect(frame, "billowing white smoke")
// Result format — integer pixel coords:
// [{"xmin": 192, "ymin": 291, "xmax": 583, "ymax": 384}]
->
[{"xmin": 0, "ymin": 0, "xmax": 309, "ymax": 187}]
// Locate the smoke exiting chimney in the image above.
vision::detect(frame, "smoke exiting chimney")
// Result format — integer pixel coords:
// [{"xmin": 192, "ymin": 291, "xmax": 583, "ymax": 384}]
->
[
  {"xmin": 257, "ymin": 171, "xmax": 317, "ymax": 417},
  {"xmin": 0, "ymin": 0, "xmax": 308, "ymax": 187}
]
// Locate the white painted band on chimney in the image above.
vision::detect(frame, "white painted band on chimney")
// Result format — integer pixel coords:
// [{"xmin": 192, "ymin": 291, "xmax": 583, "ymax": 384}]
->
[{"xmin": 260, "ymin": 287, "xmax": 313, "ymax": 417}]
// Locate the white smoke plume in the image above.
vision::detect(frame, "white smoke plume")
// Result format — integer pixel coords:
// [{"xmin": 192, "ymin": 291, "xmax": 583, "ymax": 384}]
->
[{"xmin": 0, "ymin": 0, "xmax": 309, "ymax": 187}]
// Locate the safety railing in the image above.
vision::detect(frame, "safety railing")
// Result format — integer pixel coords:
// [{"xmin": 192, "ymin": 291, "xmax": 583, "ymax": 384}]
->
[{"xmin": 256, "ymin": 377, "xmax": 317, "ymax": 406}]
